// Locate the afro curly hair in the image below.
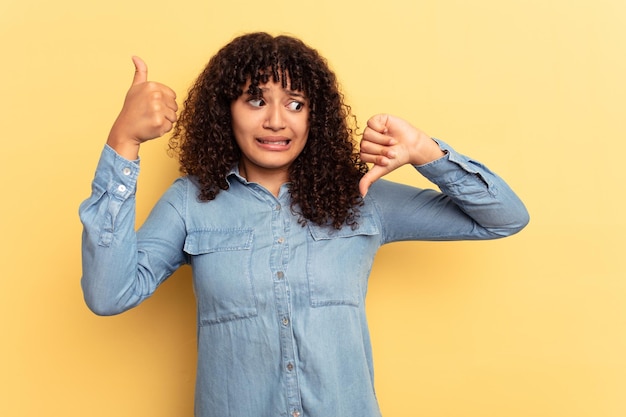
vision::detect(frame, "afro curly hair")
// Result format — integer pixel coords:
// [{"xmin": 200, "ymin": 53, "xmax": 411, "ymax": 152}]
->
[{"xmin": 169, "ymin": 32, "xmax": 368, "ymax": 229}]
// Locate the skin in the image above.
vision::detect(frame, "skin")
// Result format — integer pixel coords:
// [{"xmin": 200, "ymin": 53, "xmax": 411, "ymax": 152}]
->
[
  {"xmin": 359, "ymin": 114, "xmax": 445, "ymax": 196},
  {"xmin": 107, "ymin": 56, "xmax": 178, "ymax": 161},
  {"xmin": 106, "ymin": 57, "xmax": 445, "ymax": 197},
  {"xmin": 230, "ymin": 80, "xmax": 310, "ymax": 196}
]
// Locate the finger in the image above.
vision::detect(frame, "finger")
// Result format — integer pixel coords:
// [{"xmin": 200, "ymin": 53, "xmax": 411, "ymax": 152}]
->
[
  {"xmin": 362, "ymin": 126, "xmax": 397, "ymax": 146},
  {"xmin": 164, "ymin": 94, "xmax": 179, "ymax": 112},
  {"xmin": 360, "ymin": 152, "xmax": 392, "ymax": 166},
  {"xmin": 160, "ymin": 119, "xmax": 175, "ymax": 136},
  {"xmin": 366, "ymin": 114, "xmax": 390, "ymax": 134},
  {"xmin": 359, "ymin": 165, "xmax": 388, "ymax": 197},
  {"xmin": 164, "ymin": 107, "xmax": 178, "ymax": 124},
  {"xmin": 159, "ymin": 84, "xmax": 177, "ymax": 100},
  {"xmin": 359, "ymin": 174, "xmax": 373, "ymax": 198},
  {"xmin": 166, "ymin": 100, "xmax": 179, "ymax": 114},
  {"xmin": 360, "ymin": 137, "xmax": 397, "ymax": 160},
  {"xmin": 131, "ymin": 56, "xmax": 148, "ymax": 86}
]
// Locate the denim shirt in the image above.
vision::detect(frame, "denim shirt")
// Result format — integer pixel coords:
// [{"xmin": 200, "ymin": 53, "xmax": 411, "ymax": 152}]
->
[{"xmin": 80, "ymin": 140, "xmax": 528, "ymax": 417}]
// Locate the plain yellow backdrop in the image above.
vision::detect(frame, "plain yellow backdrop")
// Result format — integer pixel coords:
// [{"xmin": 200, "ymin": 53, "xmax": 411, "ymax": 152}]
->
[{"xmin": 1, "ymin": 0, "xmax": 625, "ymax": 416}]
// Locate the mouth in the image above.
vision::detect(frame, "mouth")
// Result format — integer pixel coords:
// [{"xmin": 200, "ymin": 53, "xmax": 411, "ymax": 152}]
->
[
  {"xmin": 258, "ymin": 139, "xmax": 290, "ymax": 145},
  {"xmin": 256, "ymin": 137, "xmax": 291, "ymax": 147}
]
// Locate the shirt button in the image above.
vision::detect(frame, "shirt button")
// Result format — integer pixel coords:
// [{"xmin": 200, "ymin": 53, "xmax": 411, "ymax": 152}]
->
[
  {"xmin": 286, "ymin": 363, "xmax": 294, "ymax": 371},
  {"xmin": 275, "ymin": 204, "xmax": 281, "ymax": 211},
  {"xmin": 277, "ymin": 237, "xmax": 284, "ymax": 244},
  {"xmin": 292, "ymin": 411, "xmax": 300, "ymax": 417},
  {"xmin": 276, "ymin": 271, "xmax": 284, "ymax": 280},
  {"xmin": 117, "ymin": 184, "xmax": 127, "ymax": 193},
  {"xmin": 122, "ymin": 167, "xmax": 132, "ymax": 176},
  {"xmin": 282, "ymin": 317, "xmax": 289, "ymax": 326}
]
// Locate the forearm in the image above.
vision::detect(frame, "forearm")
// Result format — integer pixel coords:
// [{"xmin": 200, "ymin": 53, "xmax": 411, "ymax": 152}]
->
[
  {"xmin": 79, "ymin": 145, "xmax": 186, "ymax": 315},
  {"xmin": 79, "ymin": 145, "xmax": 145, "ymax": 314},
  {"xmin": 415, "ymin": 139, "xmax": 529, "ymax": 236},
  {"xmin": 368, "ymin": 139, "xmax": 529, "ymax": 243}
]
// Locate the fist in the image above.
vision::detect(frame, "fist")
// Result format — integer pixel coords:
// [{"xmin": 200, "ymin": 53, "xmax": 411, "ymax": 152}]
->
[
  {"xmin": 358, "ymin": 114, "xmax": 443, "ymax": 197},
  {"xmin": 107, "ymin": 56, "xmax": 178, "ymax": 158}
]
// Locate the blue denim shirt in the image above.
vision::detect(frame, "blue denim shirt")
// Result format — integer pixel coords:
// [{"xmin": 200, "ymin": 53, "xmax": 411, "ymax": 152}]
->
[{"xmin": 80, "ymin": 140, "xmax": 528, "ymax": 417}]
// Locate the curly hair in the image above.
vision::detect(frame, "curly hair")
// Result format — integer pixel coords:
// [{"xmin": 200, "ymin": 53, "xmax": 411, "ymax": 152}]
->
[{"xmin": 169, "ymin": 32, "xmax": 368, "ymax": 229}]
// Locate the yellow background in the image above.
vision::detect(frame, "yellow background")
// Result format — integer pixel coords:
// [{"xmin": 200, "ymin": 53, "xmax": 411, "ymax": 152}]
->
[{"xmin": 1, "ymin": 0, "xmax": 625, "ymax": 416}]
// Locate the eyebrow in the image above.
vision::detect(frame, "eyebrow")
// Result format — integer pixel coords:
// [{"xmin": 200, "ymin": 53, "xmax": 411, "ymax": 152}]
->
[{"xmin": 258, "ymin": 86, "xmax": 307, "ymax": 99}]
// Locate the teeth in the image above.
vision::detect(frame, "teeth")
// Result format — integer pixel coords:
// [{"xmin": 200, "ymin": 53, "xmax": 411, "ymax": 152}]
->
[{"xmin": 260, "ymin": 140, "xmax": 288, "ymax": 145}]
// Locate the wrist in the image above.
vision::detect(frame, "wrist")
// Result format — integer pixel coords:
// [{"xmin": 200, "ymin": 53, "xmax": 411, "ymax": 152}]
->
[
  {"xmin": 106, "ymin": 129, "xmax": 141, "ymax": 160},
  {"xmin": 410, "ymin": 135, "xmax": 445, "ymax": 166}
]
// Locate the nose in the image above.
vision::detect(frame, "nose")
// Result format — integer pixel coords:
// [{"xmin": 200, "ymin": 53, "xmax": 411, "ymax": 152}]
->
[{"xmin": 263, "ymin": 104, "xmax": 286, "ymax": 131}]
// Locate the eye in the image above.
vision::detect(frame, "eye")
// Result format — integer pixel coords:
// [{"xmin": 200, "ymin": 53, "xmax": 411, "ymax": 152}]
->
[
  {"xmin": 247, "ymin": 98, "xmax": 265, "ymax": 107},
  {"xmin": 286, "ymin": 100, "xmax": 305, "ymax": 111}
]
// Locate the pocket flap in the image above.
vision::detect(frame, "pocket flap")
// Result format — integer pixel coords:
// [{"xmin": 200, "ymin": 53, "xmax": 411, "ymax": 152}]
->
[
  {"xmin": 184, "ymin": 229, "xmax": 253, "ymax": 255},
  {"xmin": 307, "ymin": 215, "xmax": 379, "ymax": 241}
]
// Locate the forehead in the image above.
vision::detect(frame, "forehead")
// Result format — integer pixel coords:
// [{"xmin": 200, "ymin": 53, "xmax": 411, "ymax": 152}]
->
[{"xmin": 244, "ymin": 73, "xmax": 307, "ymax": 97}]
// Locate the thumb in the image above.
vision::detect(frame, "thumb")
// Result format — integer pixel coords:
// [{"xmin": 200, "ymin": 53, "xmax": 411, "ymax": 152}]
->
[
  {"xmin": 131, "ymin": 56, "xmax": 148, "ymax": 85},
  {"xmin": 359, "ymin": 175, "xmax": 372, "ymax": 198},
  {"xmin": 359, "ymin": 166, "xmax": 385, "ymax": 198}
]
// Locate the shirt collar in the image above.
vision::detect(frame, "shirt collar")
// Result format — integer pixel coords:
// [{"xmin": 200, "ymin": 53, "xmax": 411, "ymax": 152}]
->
[{"xmin": 226, "ymin": 165, "xmax": 247, "ymax": 186}]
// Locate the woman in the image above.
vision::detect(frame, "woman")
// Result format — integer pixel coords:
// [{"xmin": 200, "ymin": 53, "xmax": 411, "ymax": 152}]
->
[{"xmin": 80, "ymin": 32, "xmax": 529, "ymax": 417}]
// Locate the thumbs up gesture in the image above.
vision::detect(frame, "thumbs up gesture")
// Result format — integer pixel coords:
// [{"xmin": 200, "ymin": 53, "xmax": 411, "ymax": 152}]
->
[{"xmin": 107, "ymin": 56, "xmax": 178, "ymax": 160}]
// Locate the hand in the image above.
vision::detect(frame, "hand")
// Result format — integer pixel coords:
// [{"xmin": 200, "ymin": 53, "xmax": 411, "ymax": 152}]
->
[
  {"xmin": 107, "ymin": 56, "xmax": 178, "ymax": 159},
  {"xmin": 358, "ymin": 114, "xmax": 444, "ymax": 197}
]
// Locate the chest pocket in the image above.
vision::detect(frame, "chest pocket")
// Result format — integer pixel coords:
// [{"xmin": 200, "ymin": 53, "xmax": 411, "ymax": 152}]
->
[
  {"xmin": 184, "ymin": 229, "xmax": 257, "ymax": 326},
  {"xmin": 306, "ymin": 215, "xmax": 380, "ymax": 307}
]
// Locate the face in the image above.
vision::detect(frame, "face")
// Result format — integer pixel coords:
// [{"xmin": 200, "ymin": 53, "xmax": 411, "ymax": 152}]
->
[{"xmin": 230, "ymin": 78, "xmax": 309, "ymax": 185}]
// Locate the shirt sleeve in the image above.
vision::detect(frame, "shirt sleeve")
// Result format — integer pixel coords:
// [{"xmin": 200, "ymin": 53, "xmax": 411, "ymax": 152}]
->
[
  {"xmin": 367, "ymin": 138, "xmax": 530, "ymax": 244},
  {"xmin": 79, "ymin": 145, "xmax": 187, "ymax": 315}
]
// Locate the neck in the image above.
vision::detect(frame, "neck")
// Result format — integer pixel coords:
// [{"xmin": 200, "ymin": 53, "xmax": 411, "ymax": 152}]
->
[{"xmin": 239, "ymin": 161, "xmax": 288, "ymax": 197}]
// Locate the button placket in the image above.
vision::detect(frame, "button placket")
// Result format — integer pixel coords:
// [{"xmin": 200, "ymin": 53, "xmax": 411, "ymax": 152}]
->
[{"xmin": 269, "ymin": 194, "xmax": 302, "ymax": 415}]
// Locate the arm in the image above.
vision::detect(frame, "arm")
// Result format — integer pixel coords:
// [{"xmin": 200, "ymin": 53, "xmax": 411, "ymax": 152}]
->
[
  {"xmin": 359, "ymin": 114, "xmax": 529, "ymax": 242},
  {"xmin": 79, "ymin": 57, "xmax": 181, "ymax": 315},
  {"xmin": 79, "ymin": 147, "xmax": 187, "ymax": 315}
]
